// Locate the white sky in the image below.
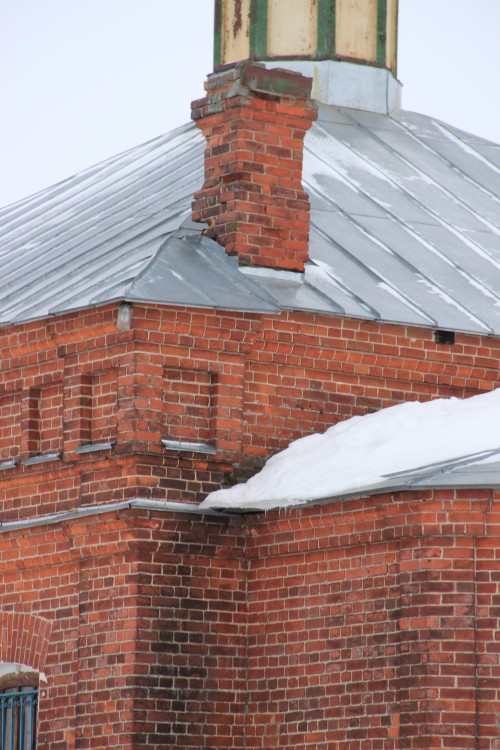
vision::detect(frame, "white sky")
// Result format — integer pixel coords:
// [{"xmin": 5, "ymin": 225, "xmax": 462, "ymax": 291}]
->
[{"xmin": 0, "ymin": 0, "xmax": 499, "ymax": 208}]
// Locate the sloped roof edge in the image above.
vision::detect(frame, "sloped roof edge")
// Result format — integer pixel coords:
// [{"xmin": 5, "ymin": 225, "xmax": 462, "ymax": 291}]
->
[{"xmin": 0, "ymin": 105, "xmax": 499, "ymax": 333}]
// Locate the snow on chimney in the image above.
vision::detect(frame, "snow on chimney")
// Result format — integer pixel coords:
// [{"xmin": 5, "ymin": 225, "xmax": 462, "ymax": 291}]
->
[{"xmin": 191, "ymin": 62, "xmax": 317, "ymax": 272}]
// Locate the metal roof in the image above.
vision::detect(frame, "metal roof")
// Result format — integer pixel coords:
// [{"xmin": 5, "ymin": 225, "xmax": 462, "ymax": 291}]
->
[
  {"xmin": 1, "ymin": 103, "xmax": 500, "ymax": 333},
  {"xmin": 306, "ymin": 447, "xmax": 500, "ymax": 508}
]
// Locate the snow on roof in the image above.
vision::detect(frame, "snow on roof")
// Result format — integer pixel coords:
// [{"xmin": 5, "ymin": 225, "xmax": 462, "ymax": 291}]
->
[{"xmin": 202, "ymin": 389, "xmax": 500, "ymax": 511}]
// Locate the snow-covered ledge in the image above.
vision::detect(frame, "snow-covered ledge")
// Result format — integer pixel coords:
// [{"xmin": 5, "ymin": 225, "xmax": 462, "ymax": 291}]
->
[{"xmin": 202, "ymin": 389, "xmax": 500, "ymax": 512}]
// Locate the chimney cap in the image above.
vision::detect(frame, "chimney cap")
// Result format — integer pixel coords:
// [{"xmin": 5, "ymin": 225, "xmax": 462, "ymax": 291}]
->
[{"xmin": 203, "ymin": 60, "xmax": 314, "ymax": 99}]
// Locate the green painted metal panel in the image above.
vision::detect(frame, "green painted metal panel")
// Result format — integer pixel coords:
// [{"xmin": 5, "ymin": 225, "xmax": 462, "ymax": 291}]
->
[
  {"xmin": 214, "ymin": 0, "xmax": 223, "ymax": 68},
  {"xmin": 250, "ymin": 0, "xmax": 268, "ymax": 58},
  {"xmin": 317, "ymin": 0, "xmax": 336, "ymax": 57},
  {"xmin": 376, "ymin": 0, "xmax": 387, "ymax": 65}
]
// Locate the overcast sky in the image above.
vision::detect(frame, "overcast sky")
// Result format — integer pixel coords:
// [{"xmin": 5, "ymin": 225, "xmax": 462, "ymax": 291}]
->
[{"xmin": 0, "ymin": 0, "xmax": 499, "ymax": 208}]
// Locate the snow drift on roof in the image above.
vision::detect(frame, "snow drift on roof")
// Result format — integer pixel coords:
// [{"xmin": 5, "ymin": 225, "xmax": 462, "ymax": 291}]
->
[{"xmin": 202, "ymin": 389, "xmax": 500, "ymax": 510}]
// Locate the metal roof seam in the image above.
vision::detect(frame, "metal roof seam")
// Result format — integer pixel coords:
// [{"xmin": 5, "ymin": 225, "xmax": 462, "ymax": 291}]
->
[
  {"xmin": 433, "ymin": 120, "xmax": 500, "ymax": 179},
  {"xmin": 347, "ymin": 113, "xmax": 500, "ymax": 239},
  {"xmin": 0, "ymin": 217, "xmax": 179, "ymax": 306},
  {"xmin": 307, "ymin": 125, "xmax": 498, "ymax": 331},
  {"xmin": 314, "ymin": 120, "xmax": 496, "ymax": 241},
  {"xmin": 2, "ymin": 241, "xmax": 156, "ymax": 320},
  {"xmin": 306, "ymin": 162, "xmax": 450, "ymax": 324},
  {"xmin": 308, "ymin": 221, "xmax": 384, "ymax": 320},
  {"xmin": 302, "ymin": 265, "xmax": 348, "ymax": 315},
  {"xmin": 0, "ymin": 128, "xmax": 203, "ymax": 242},
  {"xmin": 390, "ymin": 113, "xmax": 500, "ymax": 205}
]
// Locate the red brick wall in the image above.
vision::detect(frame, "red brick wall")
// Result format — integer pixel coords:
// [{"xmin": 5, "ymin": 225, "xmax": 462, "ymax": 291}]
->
[
  {"xmin": 132, "ymin": 512, "xmax": 247, "ymax": 748},
  {"xmin": 1, "ymin": 507, "xmax": 247, "ymax": 750},
  {"xmin": 0, "ymin": 390, "xmax": 22, "ymax": 461},
  {"xmin": 477, "ymin": 523, "xmax": 500, "ymax": 749},
  {"xmin": 0, "ymin": 302, "xmax": 500, "ymax": 522},
  {"xmin": 164, "ymin": 367, "xmax": 214, "ymax": 444},
  {"xmin": 1, "ymin": 299, "xmax": 500, "ymax": 748},
  {"xmin": 244, "ymin": 490, "xmax": 498, "ymax": 750},
  {"xmin": 3, "ymin": 491, "xmax": 500, "ymax": 748}
]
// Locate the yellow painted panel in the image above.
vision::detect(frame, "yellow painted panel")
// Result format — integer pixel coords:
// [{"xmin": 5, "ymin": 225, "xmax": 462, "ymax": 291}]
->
[
  {"xmin": 222, "ymin": 0, "xmax": 251, "ymax": 65},
  {"xmin": 267, "ymin": 0, "xmax": 318, "ymax": 57},
  {"xmin": 336, "ymin": 0, "xmax": 377, "ymax": 63},
  {"xmin": 386, "ymin": 0, "xmax": 398, "ymax": 71}
]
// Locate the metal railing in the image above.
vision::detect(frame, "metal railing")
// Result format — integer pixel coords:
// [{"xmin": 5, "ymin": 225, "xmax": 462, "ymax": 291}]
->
[{"xmin": 0, "ymin": 689, "xmax": 38, "ymax": 750}]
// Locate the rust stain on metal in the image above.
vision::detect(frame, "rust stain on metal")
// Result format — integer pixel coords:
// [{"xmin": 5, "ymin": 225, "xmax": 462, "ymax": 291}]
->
[{"xmin": 233, "ymin": 0, "xmax": 243, "ymax": 35}]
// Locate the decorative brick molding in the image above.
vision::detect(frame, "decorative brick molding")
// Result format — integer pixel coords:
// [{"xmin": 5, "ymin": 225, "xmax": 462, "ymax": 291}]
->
[
  {"xmin": 0, "ymin": 391, "xmax": 22, "ymax": 461},
  {"xmin": 192, "ymin": 62, "xmax": 317, "ymax": 271},
  {"xmin": 0, "ymin": 611, "xmax": 52, "ymax": 674},
  {"xmin": 2, "ymin": 302, "xmax": 500, "ymax": 522},
  {"xmin": 21, "ymin": 382, "xmax": 64, "ymax": 459}
]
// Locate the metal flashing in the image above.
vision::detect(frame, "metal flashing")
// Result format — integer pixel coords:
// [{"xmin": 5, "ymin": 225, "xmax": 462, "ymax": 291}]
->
[
  {"xmin": 264, "ymin": 58, "xmax": 401, "ymax": 114},
  {"xmin": 240, "ymin": 265, "xmax": 305, "ymax": 282},
  {"xmin": 216, "ymin": 448, "xmax": 500, "ymax": 514},
  {"xmin": 321, "ymin": 449, "xmax": 500, "ymax": 504},
  {"xmin": 162, "ymin": 438, "xmax": 218, "ymax": 455},
  {"xmin": 75, "ymin": 442, "xmax": 116, "ymax": 454},
  {"xmin": 0, "ymin": 498, "xmax": 225, "ymax": 534},
  {"xmin": 24, "ymin": 453, "xmax": 61, "ymax": 466}
]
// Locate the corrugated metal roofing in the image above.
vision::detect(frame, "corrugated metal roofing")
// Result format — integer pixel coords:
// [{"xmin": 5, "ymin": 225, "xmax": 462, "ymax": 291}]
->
[{"xmin": 1, "ymin": 103, "xmax": 499, "ymax": 333}]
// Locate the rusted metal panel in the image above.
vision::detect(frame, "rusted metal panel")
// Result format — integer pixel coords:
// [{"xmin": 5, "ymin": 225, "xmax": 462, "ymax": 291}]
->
[
  {"xmin": 221, "ymin": 0, "xmax": 251, "ymax": 65},
  {"xmin": 219, "ymin": 0, "xmax": 397, "ymax": 70}
]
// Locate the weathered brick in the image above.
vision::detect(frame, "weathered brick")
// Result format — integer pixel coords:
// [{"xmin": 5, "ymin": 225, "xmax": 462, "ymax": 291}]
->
[{"xmin": 192, "ymin": 63, "xmax": 317, "ymax": 271}]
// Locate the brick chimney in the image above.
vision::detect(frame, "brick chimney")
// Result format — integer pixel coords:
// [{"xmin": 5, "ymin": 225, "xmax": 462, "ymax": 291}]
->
[{"xmin": 191, "ymin": 62, "xmax": 317, "ymax": 272}]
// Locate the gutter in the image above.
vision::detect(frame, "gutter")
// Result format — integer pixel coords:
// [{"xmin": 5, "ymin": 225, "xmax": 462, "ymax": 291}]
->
[{"xmin": 0, "ymin": 498, "xmax": 226, "ymax": 533}]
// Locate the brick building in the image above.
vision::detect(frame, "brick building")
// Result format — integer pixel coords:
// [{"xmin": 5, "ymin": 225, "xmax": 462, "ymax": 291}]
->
[{"xmin": 1, "ymin": 1, "xmax": 500, "ymax": 748}]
